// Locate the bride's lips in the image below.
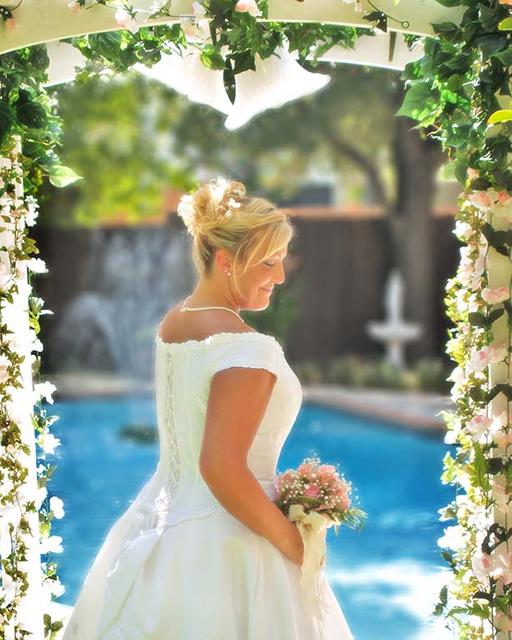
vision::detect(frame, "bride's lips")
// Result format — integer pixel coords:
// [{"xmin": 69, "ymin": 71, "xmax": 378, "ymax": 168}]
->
[{"xmin": 261, "ymin": 287, "xmax": 273, "ymax": 293}]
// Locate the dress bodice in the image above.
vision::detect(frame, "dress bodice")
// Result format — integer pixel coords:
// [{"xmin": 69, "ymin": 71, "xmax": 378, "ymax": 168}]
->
[{"xmin": 146, "ymin": 330, "xmax": 303, "ymax": 528}]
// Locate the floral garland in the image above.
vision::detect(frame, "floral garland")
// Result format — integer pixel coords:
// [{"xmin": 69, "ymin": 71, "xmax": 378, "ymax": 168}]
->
[
  {"xmin": 393, "ymin": 0, "xmax": 512, "ymax": 633},
  {"xmin": 64, "ymin": 0, "xmax": 406, "ymax": 102},
  {"xmin": 436, "ymin": 179, "xmax": 512, "ymax": 638},
  {"xmin": 0, "ymin": 42, "xmax": 73, "ymax": 639},
  {"xmin": 0, "ymin": 140, "xmax": 64, "ymax": 638}
]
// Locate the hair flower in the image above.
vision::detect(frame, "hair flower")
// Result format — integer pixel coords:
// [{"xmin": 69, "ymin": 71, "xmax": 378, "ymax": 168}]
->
[
  {"xmin": 210, "ymin": 177, "xmax": 230, "ymax": 205},
  {"xmin": 177, "ymin": 194, "xmax": 197, "ymax": 235},
  {"xmin": 227, "ymin": 197, "xmax": 241, "ymax": 209}
]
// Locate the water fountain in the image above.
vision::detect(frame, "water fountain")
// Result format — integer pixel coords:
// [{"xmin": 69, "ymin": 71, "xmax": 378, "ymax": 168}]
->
[
  {"xmin": 366, "ymin": 269, "xmax": 422, "ymax": 369},
  {"xmin": 52, "ymin": 223, "xmax": 194, "ymax": 382}
]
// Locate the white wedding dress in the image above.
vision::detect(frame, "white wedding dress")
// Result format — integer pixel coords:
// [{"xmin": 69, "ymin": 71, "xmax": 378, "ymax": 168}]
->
[{"xmin": 62, "ymin": 328, "xmax": 354, "ymax": 639}]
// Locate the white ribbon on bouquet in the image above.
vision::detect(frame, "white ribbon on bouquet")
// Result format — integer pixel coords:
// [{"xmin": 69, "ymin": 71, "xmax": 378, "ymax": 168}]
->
[{"xmin": 288, "ymin": 503, "xmax": 336, "ymax": 634}]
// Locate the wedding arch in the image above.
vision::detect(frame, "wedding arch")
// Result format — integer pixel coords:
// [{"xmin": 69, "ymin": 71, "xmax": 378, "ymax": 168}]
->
[{"xmin": 0, "ymin": 1, "xmax": 511, "ymax": 638}]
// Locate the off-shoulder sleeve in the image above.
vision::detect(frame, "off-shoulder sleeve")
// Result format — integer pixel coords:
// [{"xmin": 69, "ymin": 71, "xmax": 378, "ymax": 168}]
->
[{"xmin": 210, "ymin": 335, "xmax": 281, "ymax": 378}]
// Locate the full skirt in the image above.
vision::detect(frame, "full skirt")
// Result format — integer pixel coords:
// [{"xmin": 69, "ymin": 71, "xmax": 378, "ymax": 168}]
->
[{"xmin": 62, "ymin": 482, "xmax": 354, "ymax": 640}]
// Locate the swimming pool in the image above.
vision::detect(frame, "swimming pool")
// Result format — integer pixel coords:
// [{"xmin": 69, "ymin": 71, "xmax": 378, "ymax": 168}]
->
[{"xmin": 47, "ymin": 396, "xmax": 456, "ymax": 640}]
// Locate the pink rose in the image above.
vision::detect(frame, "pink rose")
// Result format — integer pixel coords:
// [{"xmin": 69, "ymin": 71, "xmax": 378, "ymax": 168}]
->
[
  {"xmin": 318, "ymin": 464, "xmax": 336, "ymax": 474},
  {"xmin": 317, "ymin": 464, "xmax": 337, "ymax": 482},
  {"xmin": 496, "ymin": 612, "xmax": 512, "ymax": 633},
  {"xmin": 467, "ymin": 191, "xmax": 493, "ymax": 210},
  {"xmin": 337, "ymin": 496, "xmax": 350, "ymax": 511},
  {"xmin": 234, "ymin": 0, "xmax": 261, "ymax": 17},
  {"xmin": 469, "ymin": 343, "xmax": 508, "ymax": 372},
  {"xmin": 471, "ymin": 551, "xmax": 496, "ymax": 583},
  {"xmin": 332, "ymin": 485, "xmax": 350, "ymax": 510},
  {"xmin": 304, "ymin": 484, "xmax": 320, "ymax": 498},
  {"xmin": 297, "ymin": 462, "xmax": 314, "ymax": 476},
  {"xmin": 495, "ymin": 550, "xmax": 512, "ymax": 585},
  {"xmin": 481, "ymin": 286, "xmax": 510, "ymax": 304},
  {"xmin": 466, "ymin": 414, "xmax": 493, "ymax": 443},
  {"xmin": 493, "ymin": 429, "xmax": 512, "ymax": 448},
  {"xmin": 497, "ymin": 190, "xmax": 512, "ymax": 204}
]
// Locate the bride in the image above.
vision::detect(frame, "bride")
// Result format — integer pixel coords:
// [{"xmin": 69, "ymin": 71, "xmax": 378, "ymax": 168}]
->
[{"xmin": 61, "ymin": 177, "xmax": 354, "ymax": 639}]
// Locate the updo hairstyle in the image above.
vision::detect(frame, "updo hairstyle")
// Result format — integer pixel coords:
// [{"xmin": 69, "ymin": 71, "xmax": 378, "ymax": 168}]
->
[{"xmin": 177, "ymin": 177, "xmax": 294, "ymax": 295}]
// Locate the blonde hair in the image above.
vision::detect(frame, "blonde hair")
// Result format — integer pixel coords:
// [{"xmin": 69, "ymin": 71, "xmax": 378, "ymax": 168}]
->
[{"xmin": 177, "ymin": 177, "xmax": 294, "ymax": 295}]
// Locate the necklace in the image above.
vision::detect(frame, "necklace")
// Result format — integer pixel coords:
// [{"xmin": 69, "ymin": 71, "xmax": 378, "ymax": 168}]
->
[{"xmin": 180, "ymin": 295, "xmax": 245, "ymax": 322}]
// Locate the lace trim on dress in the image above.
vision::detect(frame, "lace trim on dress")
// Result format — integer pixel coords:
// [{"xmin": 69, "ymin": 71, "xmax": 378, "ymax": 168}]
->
[
  {"xmin": 134, "ymin": 345, "xmax": 182, "ymax": 530},
  {"xmin": 164, "ymin": 345, "xmax": 181, "ymax": 512},
  {"xmin": 155, "ymin": 330, "xmax": 284, "ymax": 356}
]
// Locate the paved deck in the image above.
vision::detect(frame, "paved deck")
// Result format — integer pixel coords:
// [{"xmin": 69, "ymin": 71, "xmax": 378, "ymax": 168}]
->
[
  {"xmin": 48, "ymin": 372, "xmax": 452, "ymax": 435},
  {"xmin": 303, "ymin": 385, "xmax": 452, "ymax": 435}
]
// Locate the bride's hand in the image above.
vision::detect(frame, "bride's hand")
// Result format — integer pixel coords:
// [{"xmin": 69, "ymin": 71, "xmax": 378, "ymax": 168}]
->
[{"xmin": 285, "ymin": 523, "xmax": 305, "ymax": 567}]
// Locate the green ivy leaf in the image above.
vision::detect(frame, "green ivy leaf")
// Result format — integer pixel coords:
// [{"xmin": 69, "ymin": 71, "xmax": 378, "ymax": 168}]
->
[
  {"xmin": 433, "ymin": 0, "xmax": 463, "ymax": 5},
  {"xmin": 469, "ymin": 602, "xmax": 490, "ymax": 618},
  {"xmin": 396, "ymin": 81, "xmax": 438, "ymax": 122},
  {"xmin": 495, "ymin": 245, "xmax": 510, "ymax": 257},
  {"xmin": 488, "ymin": 109, "xmax": 512, "ymax": 124},
  {"xmin": 232, "ymin": 51, "xmax": 256, "ymax": 74},
  {"xmin": 469, "ymin": 385, "xmax": 487, "ymax": 402},
  {"xmin": 468, "ymin": 311, "xmax": 487, "ymax": 327},
  {"xmin": 470, "ymin": 177, "xmax": 492, "ymax": 191},
  {"xmin": 0, "ymin": 101, "xmax": 16, "ymax": 147},
  {"xmin": 223, "ymin": 60, "xmax": 236, "ymax": 105},
  {"xmin": 14, "ymin": 94, "xmax": 47, "ymax": 129},
  {"xmin": 498, "ymin": 17, "xmax": 512, "ymax": 31},
  {"xmin": 487, "ymin": 383, "xmax": 512, "ymax": 402},
  {"xmin": 88, "ymin": 32, "xmax": 123, "ymax": 61},
  {"xmin": 433, "ymin": 584, "xmax": 449, "ymax": 616},
  {"xmin": 488, "ymin": 308, "xmax": 505, "ymax": 324},
  {"xmin": 47, "ymin": 164, "xmax": 83, "ymax": 188},
  {"xmin": 491, "ymin": 45, "xmax": 512, "ymax": 67},
  {"xmin": 488, "ymin": 457, "xmax": 504, "ymax": 474},
  {"xmin": 441, "ymin": 551, "xmax": 457, "ymax": 571},
  {"xmin": 200, "ymin": 45, "xmax": 225, "ymax": 71},
  {"xmin": 471, "ymin": 443, "xmax": 491, "ymax": 491},
  {"xmin": 479, "ymin": 5, "xmax": 501, "ymax": 32},
  {"xmin": 432, "ymin": 22, "xmax": 460, "ymax": 38},
  {"xmin": 454, "ymin": 161, "xmax": 468, "ymax": 184},
  {"xmin": 476, "ymin": 34, "xmax": 508, "ymax": 58}
]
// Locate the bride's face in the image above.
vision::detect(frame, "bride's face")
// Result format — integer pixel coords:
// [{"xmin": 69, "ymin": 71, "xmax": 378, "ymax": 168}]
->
[{"xmin": 237, "ymin": 245, "xmax": 288, "ymax": 311}]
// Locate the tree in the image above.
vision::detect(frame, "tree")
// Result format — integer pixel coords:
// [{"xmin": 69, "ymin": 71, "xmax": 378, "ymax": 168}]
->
[{"xmin": 38, "ymin": 72, "xmax": 196, "ymax": 227}]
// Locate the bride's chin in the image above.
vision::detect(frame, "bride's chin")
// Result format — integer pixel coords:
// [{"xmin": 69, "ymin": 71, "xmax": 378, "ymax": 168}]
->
[{"xmin": 245, "ymin": 300, "xmax": 269, "ymax": 312}]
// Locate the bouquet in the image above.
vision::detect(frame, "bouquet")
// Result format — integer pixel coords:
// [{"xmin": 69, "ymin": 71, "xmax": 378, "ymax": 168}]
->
[{"xmin": 273, "ymin": 456, "xmax": 366, "ymax": 628}]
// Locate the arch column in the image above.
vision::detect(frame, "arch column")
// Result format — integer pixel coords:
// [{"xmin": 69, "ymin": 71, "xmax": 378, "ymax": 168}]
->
[
  {"xmin": 487, "ymin": 203, "xmax": 512, "ymax": 640},
  {"xmin": 0, "ymin": 135, "xmax": 44, "ymax": 640}
]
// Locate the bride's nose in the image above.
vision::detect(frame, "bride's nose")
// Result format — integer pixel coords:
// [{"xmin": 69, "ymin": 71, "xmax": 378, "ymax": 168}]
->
[{"xmin": 275, "ymin": 262, "xmax": 285, "ymax": 284}]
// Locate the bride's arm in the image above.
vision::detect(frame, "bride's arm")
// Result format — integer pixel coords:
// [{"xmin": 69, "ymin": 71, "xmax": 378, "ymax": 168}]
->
[{"xmin": 199, "ymin": 366, "xmax": 304, "ymax": 567}]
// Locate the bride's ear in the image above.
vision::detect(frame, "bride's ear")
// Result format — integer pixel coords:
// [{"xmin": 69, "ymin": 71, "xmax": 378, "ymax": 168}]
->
[{"xmin": 214, "ymin": 248, "xmax": 232, "ymax": 274}]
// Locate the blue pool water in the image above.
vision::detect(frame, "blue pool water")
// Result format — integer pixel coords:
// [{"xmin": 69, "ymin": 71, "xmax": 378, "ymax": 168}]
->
[{"xmin": 47, "ymin": 396, "xmax": 456, "ymax": 640}]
